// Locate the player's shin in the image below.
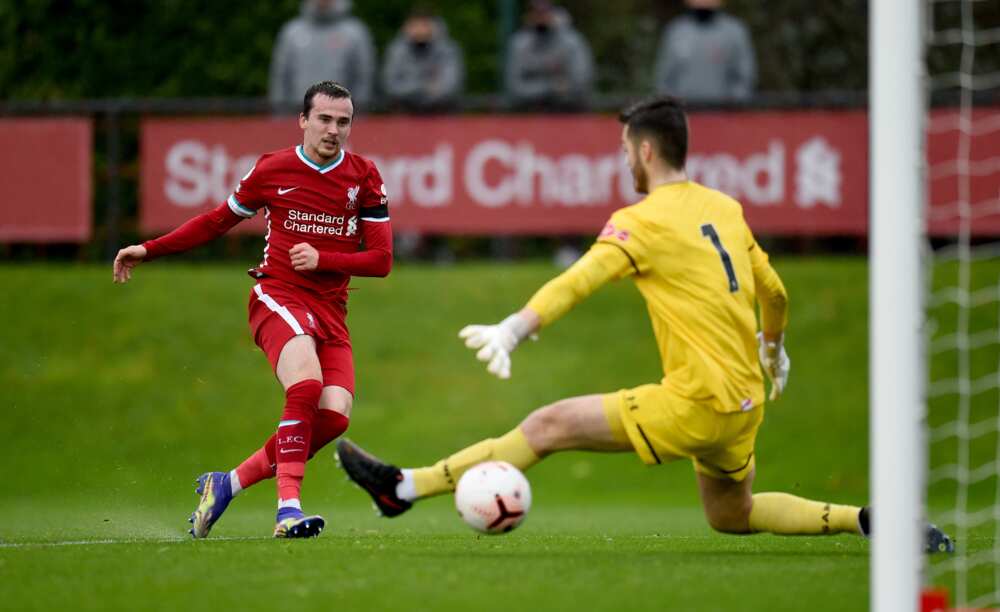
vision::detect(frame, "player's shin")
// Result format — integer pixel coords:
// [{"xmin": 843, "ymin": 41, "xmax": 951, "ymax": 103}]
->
[
  {"xmin": 406, "ymin": 427, "xmax": 540, "ymax": 500},
  {"xmin": 275, "ymin": 379, "xmax": 322, "ymax": 512},
  {"xmin": 748, "ymin": 492, "xmax": 862, "ymax": 535}
]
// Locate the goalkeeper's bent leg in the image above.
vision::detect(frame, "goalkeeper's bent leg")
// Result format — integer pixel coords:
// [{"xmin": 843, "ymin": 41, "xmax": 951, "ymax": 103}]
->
[
  {"xmin": 749, "ymin": 492, "xmax": 862, "ymax": 535},
  {"xmin": 411, "ymin": 427, "xmax": 540, "ymax": 498}
]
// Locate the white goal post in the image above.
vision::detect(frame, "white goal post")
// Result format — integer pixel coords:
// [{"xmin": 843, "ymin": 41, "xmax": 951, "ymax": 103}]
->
[{"xmin": 870, "ymin": 0, "xmax": 926, "ymax": 610}]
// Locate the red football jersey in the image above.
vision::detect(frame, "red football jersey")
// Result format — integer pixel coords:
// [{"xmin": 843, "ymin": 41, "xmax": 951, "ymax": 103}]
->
[{"xmin": 227, "ymin": 145, "xmax": 389, "ymax": 299}]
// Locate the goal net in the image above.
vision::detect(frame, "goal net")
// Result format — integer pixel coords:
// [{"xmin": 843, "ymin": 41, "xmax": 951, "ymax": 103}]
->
[{"xmin": 924, "ymin": 0, "xmax": 1000, "ymax": 608}]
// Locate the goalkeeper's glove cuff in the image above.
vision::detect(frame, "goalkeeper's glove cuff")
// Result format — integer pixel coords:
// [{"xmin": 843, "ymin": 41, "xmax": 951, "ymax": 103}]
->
[{"xmin": 498, "ymin": 312, "xmax": 535, "ymax": 347}]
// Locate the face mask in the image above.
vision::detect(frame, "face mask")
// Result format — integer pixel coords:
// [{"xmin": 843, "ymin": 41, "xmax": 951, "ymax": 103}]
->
[{"xmin": 691, "ymin": 8, "xmax": 718, "ymax": 23}]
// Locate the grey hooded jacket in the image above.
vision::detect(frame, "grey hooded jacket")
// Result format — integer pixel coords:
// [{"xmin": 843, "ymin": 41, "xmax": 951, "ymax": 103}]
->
[
  {"xmin": 269, "ymin": 0, "xmax": 376, "ymax": 111},
  {"xmin": 653, "ymin": 10, "xmax": 756, "ymax": 102},
  {"xmin": 381, "ymin": 19, "xmax": 464, "ymax": 111},
  {"xmin": 504, "ymin": 9, "xmax": 594, "ymax": 110}
]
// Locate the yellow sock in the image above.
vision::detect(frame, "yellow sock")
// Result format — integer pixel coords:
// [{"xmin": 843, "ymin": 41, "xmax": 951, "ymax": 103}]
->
[
  {"xmin": 749, "ymin": 492, "xmax": 861, "ymax": 535},
  {"xmin": 412, "ymin": 427, "xmax": 540, "ymax": 498}
]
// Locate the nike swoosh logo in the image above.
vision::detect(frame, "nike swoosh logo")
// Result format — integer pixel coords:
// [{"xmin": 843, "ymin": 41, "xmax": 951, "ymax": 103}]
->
[
  {"xmin": 377, "ymin": 493, "xmax": 402, "ymax": 510},
  {"xmin": 277, "ymin": 187, "xmax": 298, "ymax": 195},
  {"xmin": 279, "ymin": 448, "xmax": 304, "ymax": 454}
]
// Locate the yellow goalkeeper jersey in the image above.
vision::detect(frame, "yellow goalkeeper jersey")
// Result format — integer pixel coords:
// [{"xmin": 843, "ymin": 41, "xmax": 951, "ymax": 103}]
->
[{"xmin": 526, "ymin": 180, "xmax": 788, "ymax": 414}]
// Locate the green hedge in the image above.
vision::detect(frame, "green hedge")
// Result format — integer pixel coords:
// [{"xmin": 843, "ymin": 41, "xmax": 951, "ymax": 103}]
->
[{"xmin": 2, "ymin": 0, "xmax": 874, "ymax": 99}]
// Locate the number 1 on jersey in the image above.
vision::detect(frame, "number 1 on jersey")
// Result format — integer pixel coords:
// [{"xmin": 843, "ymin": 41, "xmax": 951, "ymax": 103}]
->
[{"xmin": 700, "ymin": 224, "xmax": 739, "ymax": 292}]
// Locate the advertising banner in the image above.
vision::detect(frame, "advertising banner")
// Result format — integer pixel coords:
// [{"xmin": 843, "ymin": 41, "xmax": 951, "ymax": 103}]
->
[
  {"xmin": 925, "ymin": 108, "xmax": 1000, "ymax": 236},
  {"xmin": 0, "ymin": 118, "xmax": 92, "ymax": 242},
  {"xmin": 140, "ymin": 110, "xmax": 999, "ymax": 237}
]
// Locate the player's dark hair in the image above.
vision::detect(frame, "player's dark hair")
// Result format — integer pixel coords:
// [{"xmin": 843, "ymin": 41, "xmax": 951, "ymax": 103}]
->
[
  {"xmin": 302, "ymin": 81, "xmax": 352, "ymax": 117},
  {"xmin": 619, "ymin": 96, "xmax": 688, "ymax": 170}
]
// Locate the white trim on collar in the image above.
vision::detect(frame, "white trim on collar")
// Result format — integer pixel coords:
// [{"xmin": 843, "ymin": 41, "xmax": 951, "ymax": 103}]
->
[{"xmin": 295, "ymin": 145, "xmax": 345, "ymax": 174}]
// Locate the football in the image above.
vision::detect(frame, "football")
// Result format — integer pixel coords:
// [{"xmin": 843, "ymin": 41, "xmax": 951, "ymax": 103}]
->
[{"xmin": 454, "ymin": 461, "xmax": 532, "ymax": 534}]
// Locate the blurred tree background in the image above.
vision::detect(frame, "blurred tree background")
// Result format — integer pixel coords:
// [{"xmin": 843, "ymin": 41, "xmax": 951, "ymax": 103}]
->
[{"xmin": 1, "ymin": 0, "xmax": 875, "ymax": 100}]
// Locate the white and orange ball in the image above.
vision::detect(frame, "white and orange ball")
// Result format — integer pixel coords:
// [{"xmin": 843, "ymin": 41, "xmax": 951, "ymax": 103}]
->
[{"xmin": 455, "ymin": 461, "xmax": 532, "ymax": 534}]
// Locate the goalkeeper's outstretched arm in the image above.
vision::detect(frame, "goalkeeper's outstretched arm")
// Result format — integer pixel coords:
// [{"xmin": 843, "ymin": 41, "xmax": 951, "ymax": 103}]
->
[
  {"xmin": 523, "ymin": 243, "xmax": 633, "ymax": 328},
  {"xmin": 459, "ymin": 244, "xmax": 633, "ymax": 379}
]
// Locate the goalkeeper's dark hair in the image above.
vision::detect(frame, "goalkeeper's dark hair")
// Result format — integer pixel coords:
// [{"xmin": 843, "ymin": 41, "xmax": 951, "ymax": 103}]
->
[
  {"xmin": 619, "ymin": 96, "xmax": 688, "ymax": 170},
  {"xmin": 303, "ymin": 81, "xmax": 352, "ymax": 117}
]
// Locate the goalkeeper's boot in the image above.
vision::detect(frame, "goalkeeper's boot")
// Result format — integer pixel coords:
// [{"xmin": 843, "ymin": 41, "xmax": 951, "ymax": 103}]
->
[
  {"xmin": 335, "ymin": 438, "xmax": 412, "ymax": 517},
  {"xmin": 858, "ymin": 506, "xmax": 870, "ymax": 537},
  {"xmin": 857, "ymin": 506, "xmax": 955, "ymax": 554},
  {"xmin": 925, "ymin": 524, "xmax": 955, "ymax": 554},
  {"xmin": 189, "ymin": 471, "xmax": 233, "ymax": 539},
  {"xmin": 273, "ymin": 507, "xmax": 325, "ymax": 539}
]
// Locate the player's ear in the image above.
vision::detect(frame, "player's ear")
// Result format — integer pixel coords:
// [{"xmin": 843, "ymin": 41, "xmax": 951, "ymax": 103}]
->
[
  {"xmin": 640, "ymin": 139, "xmax": 653, "ymax": 163},
  {"xmin": 298, "ymin": 113, "xmax": 308, "ymax": 129}
]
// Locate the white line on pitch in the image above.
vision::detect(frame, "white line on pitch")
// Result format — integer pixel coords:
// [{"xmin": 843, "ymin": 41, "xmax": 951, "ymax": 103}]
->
[{"xmin": 0, "ymin": 536, "xmax": 271, "ymax": 549}]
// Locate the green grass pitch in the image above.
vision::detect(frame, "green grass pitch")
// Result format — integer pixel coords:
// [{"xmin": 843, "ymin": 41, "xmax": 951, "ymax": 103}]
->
[{"xmin": 0, "ymin": 258, "xmax": 993, "ymax": 610}]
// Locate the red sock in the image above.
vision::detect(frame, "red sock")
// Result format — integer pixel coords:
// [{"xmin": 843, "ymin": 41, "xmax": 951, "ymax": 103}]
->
[
  {"xmin": 234, "ymin": 408, "xmax": 350, "ymax": 490},
  {"xmin": 275, "ymin": 379, "xmax": 322, "ymax": 503},
  {"xmin": 234, "ymin": 447, "xmax": 275, "ymax": 490},
  {"xmin": 308, "ymin": 409, "xmax": 350, "ymax": 459}
]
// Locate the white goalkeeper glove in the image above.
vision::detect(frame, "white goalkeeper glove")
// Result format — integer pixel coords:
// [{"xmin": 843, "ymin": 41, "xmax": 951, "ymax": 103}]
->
[
  {"xmin": 459, "ymin": 312, "xmax": 535, "ymax": 380},
  {"xmin": 757, "ymin": 332, "xmax": 791, "ymax": 401}
]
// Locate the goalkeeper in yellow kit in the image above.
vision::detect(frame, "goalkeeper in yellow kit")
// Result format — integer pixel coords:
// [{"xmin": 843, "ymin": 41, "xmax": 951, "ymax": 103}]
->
[{"xmin": 337, "ymin": 96, "xmax": 952, "ymax": 550}]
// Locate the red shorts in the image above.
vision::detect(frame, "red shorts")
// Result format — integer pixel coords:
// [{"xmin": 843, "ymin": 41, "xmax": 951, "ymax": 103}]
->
[{"xmin": 247, "ymin": 278, "xmax": 354, "ymax": 394}]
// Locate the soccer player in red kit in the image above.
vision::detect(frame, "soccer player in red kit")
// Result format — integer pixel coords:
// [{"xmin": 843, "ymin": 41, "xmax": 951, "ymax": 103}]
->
[{"xmin": 113, "ymin": 81, "xmax": 391, "ymax": 539}]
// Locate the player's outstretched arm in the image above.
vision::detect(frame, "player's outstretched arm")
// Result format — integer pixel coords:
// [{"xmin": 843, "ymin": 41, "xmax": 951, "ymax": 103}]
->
[
  {"xmin": 146, "ymin": 204, "xmax": 244, "ymax": 260},
  {"xmin": 113, "ymin": 245, "xmax": 148, "ymax": 284},
  {"xmin": 113, "ymin": 204, "xmax": 244, "ymax": 284}
]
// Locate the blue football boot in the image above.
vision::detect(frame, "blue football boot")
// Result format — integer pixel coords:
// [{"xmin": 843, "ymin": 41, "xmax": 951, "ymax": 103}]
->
[
  {"xmin": 273, "ymin": 507, "xmax": 325, "ymax": 539},
  {"xmin": 188, "ymin": 472, "xmax": 234, "ymax": 539}
]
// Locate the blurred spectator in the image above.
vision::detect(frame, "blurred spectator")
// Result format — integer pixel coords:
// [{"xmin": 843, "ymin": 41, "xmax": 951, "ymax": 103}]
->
[
  {"xmin": 504, "ymin": 1, "xmax": 594, "ymax": 111},
  {"xmin": 381, "ymin": 8, "xmax": 464, "ymax": 113},
  {"xmin": 269, "ymin": 0, "xmax": 376, "ymax": 112},
  {"xmin": 653, "ymin": 0, "xmax": 756, "ymax": 102}
]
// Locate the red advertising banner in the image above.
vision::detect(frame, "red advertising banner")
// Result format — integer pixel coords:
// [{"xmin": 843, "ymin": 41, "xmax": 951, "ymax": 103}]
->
[
  {"xmin": 139, "ymin": 110, "xmax": 1000, "ymax": 237},
  {"xmin": 926, "ymin": 108, "xmax": 1000, "ymax": 236},
  {"xmin": 0, "ymin": 118, "xmax": 92, "ymax": 242},
  {"xmin": 141, "ymin": 112, "xmax": 870, "ymax": 237}
]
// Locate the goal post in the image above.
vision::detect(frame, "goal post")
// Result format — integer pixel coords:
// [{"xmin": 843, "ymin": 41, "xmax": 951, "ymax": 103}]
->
[{"xmin": 870, "ymin": 0, "xmax": 927, "ymax": 610}]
